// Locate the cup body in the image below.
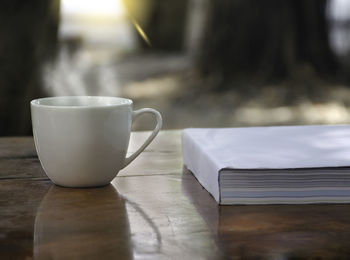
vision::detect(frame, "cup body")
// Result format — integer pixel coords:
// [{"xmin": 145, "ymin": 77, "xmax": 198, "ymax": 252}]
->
[{"xmin": 31, "ymin": 96, "xmax": 133, "ymax": 187}]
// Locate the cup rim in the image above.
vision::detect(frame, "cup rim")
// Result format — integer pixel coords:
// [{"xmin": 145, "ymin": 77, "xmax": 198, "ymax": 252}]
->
[{"xmin": 31, "ymin": 96, "xmax": 133, "ymax": 109}]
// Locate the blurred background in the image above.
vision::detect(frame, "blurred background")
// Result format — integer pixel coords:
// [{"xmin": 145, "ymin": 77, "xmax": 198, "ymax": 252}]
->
[{"xmin": 1, "ymin": 0, "xmax": 350, "ymax": 135}]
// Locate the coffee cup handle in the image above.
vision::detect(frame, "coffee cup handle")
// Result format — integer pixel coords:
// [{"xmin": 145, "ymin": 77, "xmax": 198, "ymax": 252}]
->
[{"xmin": 123, "ymin": 108, "xmax": 162, "ymax": 168}]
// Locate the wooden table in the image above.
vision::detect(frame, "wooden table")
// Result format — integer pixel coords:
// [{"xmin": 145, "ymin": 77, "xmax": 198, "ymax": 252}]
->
[{"xmin": 1, "ymin": 130, "xmax": 350, "ymax": 259}]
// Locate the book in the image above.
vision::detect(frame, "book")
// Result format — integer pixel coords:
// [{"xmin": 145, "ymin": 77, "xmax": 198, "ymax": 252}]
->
[
  {"xmin": 181, "ymin": 125, "xmax": 350, "ymax": 205},
  {"xmin": 181, "ymin": 168, "xmax": 350, "ymax": 256}
]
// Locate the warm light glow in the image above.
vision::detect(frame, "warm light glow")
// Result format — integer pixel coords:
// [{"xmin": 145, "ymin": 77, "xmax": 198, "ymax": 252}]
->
[
  {"xmin": 59, "ymin": 0, "xmax": 150, "ymax": 49},
  {"xmin": 131, "ymin": 18, "xmax": 152, "ymax": 46},
  {"xmin": 59, "ymin": 0, "xmax": 137, "ymax": 49},
  {"xmin": 61, "ymin": 0, "xmax": 126, "ymax": 18}
]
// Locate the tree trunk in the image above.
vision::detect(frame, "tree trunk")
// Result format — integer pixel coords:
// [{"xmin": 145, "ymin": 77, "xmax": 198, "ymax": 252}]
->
[
  {"xmin": 198, "ymin": 0, "xmax": 337, "ymax": 88},
  {"xmin": 0, "ymin": 0, "xmax": 60, "ymax": 136}
]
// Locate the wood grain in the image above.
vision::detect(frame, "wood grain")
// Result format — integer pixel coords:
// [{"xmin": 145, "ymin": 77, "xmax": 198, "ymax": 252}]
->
[{"xmin": 1, "ymin": 131, "xmax": 350, "ymax": 259}]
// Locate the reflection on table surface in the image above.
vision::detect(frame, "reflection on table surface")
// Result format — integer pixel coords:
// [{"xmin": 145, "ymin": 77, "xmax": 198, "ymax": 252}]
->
[
  {"xmin": 2, "ymin": 132, "xmax": 350, "ymax": 260},
  {"xmin": 34, "ymin": 185, "xmax": 132, "ymax": 259},
  {"xmin": 182, "ymin": 167, "xmax": 350, "ymax": 259}
]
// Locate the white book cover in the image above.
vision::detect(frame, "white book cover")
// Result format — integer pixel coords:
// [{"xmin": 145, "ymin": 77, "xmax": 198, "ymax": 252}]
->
[{"xmin": 181, "ymin": 125, "xmax": 350, "ymax": 204}]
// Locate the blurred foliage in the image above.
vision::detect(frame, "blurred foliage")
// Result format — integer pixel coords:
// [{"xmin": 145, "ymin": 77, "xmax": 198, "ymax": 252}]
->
[{"xmin": 2, "ymin": 0, "xmax": 350, "ymax": 135}]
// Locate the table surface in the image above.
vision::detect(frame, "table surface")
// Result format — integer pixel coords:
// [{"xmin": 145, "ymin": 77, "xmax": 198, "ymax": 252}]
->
[{"xmin": 1, "ymin": 131, "xmax": 350, "ymax": 259}]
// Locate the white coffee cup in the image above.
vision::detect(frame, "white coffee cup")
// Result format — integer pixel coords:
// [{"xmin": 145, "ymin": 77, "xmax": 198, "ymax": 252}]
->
[{"xmin": 31, "ymin": 96, "xmax": 162, "ymax": 187}]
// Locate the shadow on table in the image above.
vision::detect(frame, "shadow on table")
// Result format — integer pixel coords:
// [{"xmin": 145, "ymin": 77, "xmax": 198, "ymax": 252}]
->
[{"xmin": 181, "ymin": 166, "xmax": 350, "ymax": 259}]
